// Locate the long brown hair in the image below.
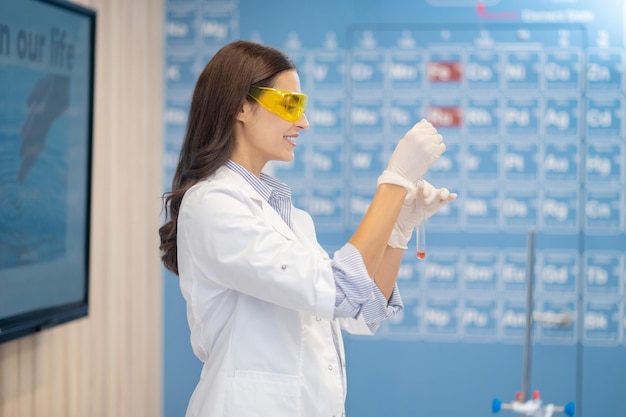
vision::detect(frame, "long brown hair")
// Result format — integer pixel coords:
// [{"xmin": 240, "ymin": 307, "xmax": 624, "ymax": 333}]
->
[{"xmin": 159, "ymin": 40, "xmax": 297, "ymax": 274}]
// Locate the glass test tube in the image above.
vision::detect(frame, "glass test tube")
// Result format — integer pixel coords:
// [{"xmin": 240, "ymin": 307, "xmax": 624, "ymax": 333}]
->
[{"xmin": 416, "ymin": 179, "xmax": 426, "ymax": 260}]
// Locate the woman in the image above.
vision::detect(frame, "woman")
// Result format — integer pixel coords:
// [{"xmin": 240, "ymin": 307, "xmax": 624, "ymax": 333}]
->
[{"xmin": 159, "ymin": 40, "xmax": 456, "ymax": 417}]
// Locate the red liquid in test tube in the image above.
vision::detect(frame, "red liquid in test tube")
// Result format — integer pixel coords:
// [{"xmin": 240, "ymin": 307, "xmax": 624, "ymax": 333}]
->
[{"xmin": 416, "ymin": 223, "xmax": 426, "ymax": 259}]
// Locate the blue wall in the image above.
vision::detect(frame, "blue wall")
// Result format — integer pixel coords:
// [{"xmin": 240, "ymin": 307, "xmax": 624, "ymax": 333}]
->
[{"xmin": 163, "ymin": 1, "xmax": 626, "ymax": 416}]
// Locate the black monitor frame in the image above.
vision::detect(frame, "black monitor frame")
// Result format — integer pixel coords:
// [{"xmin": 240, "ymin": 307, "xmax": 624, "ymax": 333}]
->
[{"xmin": 0, "ymin": 0, "xmax": 96, "ymax": 344}]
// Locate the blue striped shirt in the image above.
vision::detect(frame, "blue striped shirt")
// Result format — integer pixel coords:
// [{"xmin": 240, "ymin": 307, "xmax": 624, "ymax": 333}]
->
[{"xmin": 225, "ymin": 160, "xmax": 403, "ymax": 331}]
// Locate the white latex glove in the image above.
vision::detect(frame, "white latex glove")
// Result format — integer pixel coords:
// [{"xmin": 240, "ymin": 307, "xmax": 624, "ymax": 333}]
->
[
  {"xmin": 378, "ymin": 120, "xmax": 446, "ymax": 191},
  {"xmin": 388, "ymin": 180, "xmax": 458, "ymax": 249},
  {"xmin": 420, "ymin": 180, "xmax": 458, "ymax": 222}
]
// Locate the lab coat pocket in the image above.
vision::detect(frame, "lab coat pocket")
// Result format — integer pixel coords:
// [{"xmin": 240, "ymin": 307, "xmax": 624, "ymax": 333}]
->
[{"xmin": 227, "ymin": 370, "xmax": 301, "ymax": 416}]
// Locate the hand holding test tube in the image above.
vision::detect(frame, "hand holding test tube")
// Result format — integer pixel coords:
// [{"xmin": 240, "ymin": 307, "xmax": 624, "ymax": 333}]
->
[
  {"xmin": 377, "ymin": 119, "xmax": 455, "ymax": 251},
  {"xmin": 414, "ymin": 179, "xmax": 458, "ymax": 259}
]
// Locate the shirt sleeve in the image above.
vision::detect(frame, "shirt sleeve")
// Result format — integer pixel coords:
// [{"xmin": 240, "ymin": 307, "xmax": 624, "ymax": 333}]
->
[{"xmin": 332, "ymin": 243, "xmax": 403, "ymax": 332}]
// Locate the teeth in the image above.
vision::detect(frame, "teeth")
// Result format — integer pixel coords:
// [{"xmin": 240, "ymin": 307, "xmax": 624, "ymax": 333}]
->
[{"xmin": 284, "ymin": 136, "xmax": 296, "ymax": 143}]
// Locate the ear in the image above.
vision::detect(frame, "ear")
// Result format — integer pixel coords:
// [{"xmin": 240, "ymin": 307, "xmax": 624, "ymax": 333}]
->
[{"xmin": 236, "ymin": 99, "xmax": 254, "ymax": 123}]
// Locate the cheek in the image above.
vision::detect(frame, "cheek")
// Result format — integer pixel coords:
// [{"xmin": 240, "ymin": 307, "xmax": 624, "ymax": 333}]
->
[
  {"xmin": 252, "ymin": 110, "xmax": 293, "ymax": 136},
  {"xmin": 265, "ymin": 119, "xmax": 292, "ymax": 136}
]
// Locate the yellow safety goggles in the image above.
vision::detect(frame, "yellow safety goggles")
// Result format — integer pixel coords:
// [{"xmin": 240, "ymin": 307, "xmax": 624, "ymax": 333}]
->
[{"xmin": 248, "ymin": 86, "xmax": 308, "ymax": 122}]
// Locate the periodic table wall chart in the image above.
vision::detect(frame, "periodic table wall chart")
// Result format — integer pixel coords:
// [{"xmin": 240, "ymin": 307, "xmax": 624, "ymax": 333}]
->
[{"xmin": 163, "ymin": 1, "xmax": 626, "ymax": 416}]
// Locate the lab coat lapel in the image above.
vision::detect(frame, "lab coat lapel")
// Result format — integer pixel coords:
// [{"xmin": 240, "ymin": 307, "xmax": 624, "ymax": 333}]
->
[
  {"xmin": 258, "ymin": 198, "xmax": 297, "ymax": 240},
  {"xmin": 219, "ymin": 166, "xmax": 297, "ymax": 241}
]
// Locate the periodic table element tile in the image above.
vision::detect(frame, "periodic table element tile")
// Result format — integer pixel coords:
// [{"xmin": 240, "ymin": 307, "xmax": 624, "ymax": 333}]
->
[
  {"xmin": 583, "ymin": 297, "xmax": 622, "ymax": 346},
  {"xmin": 347, "ymin": 184, "xmax": 376, "ymax": 230},
  {"xmin": 585, "ymin": 140, "xmax": 624, "ymax": 184},
  {"xmin": 199, "ymin": 2, "xmax": 238, "ymax": 45},
  {"xmin": 461, "ymin": 249, "xmax": 499, "ymax": 292},
  {"xmin": 586, "ymin": 96, "xmax": 624, "ymax": 138},
  {"xmin": 541, "ymin": 141, "xmax": 581, "ymax": 183},
  {"xmin": 306, "ymin": 182, "xmax": 346, "ymax": 231},
  {"xmin": 503, "ymin": 96, "xmax": 541, "ymax": 137},
  {"xmin": 423, "ymin": 249, "xmax": 460, "ymax": 292},
  {"xmin": 388, "ymin": 95, "xmax": 424, "ymax": 135},
  {"xmin": 542, "ymin": 96, "xmax": 582, "ymax": 137},
  {"xmin": 462, "ymin": 186, "xmax": 501, "ymax": 231},
  {"xmin": 310, "ymin": 139, "xmax": 346, "ymax": 179},
  {"xmin": 165, "ymin": 4, "xmax": 199, "ymax": 45},
  {"xmin": 425, "ymin": 96, "xmax": 463, "ymax": 132},
  {"xmin": 164, "ymin": 97, "xmax": 190, "ymax": 132},
  {"xmin": 542, "ymin": 48, "xmax": 583, "ymax": 92},
  {"xmin": 537, "ymin": 249, "xmax": 578, "ymax": 295},
  {"xmin": 503, "ymin": 142, "xmax": 540, "ymax": 182},
  {"xmin": 465, "ymin": 95, "xmax": 502, "ymax": 136},
  {"xmin": 499, "ymin": 296, "xmax": 529, "ymax": 341},
  {"xmin": 165, "ymin": 52, "xmax": 203, "ymax": 92},
  {"xmin": 426, "ymin": 50, "xmax": 463, "ymax": 91},
  {"xmin": 502, "ymin": 186, "xmax": 539, "ymax": 230},
  {"xmin": 348, "ymin": 49, "xmax": 386, "ymax": 91},
  {"xmin": 465, "ymin": 50, "xmax": 502, "ymax": 91},
  {"xmin": 540, "ymin": 185, "xmax": 580, "ymax": 232},
  {"xmin": 500, "ymin": 249, "xmax": 528, "ymax": 294},
  {"xmin": 426, "ymin": 104, "xmax": 463, "ymax": 131},
  {"xmin": 584, "ymin": 250, "xmax": 623, "ymax": 296},
  {"xmin": 586, "ymin": 48, "xmax": 625, "ymax": 93},
  {"xmin": 388, "ymin": 50, "xmax": 424, "ymax": 91},
  {"xmin": 310, "ymin": 51, "xmax": 346, "ymax": 90},
  {"xmin": 423, "ymin": 296, "xmax": 460, "ymax": 340},
  {"xmin": 585, "ymin": 187, "xmax": 623, "ymax": 232},
  {"xmin": 308, "ymin": 96, "xmax": 345, "ymax": 136},
  {"xmin": 348, "ymin": 95, "xmax": 385, "ymax": 136},
  {"xmin": 503, "ymin": 50, "xmax": 541, "ymax": 91},
  {"xmin": 460, "ymin": 297, "xmax": 499, "ymax": 341},
  {"xmin": 464, "ymin": 141, "xmax": 500, "ymax": 180},
  {"xmin": 349, "ymin": 140, "xmax": 386, "ymax": 182}
]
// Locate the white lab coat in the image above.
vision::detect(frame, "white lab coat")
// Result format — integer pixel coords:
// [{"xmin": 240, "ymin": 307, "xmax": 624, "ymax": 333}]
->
[{"xmin": 177, "ymin": 166, "xmax": 374, "ymax": 417}]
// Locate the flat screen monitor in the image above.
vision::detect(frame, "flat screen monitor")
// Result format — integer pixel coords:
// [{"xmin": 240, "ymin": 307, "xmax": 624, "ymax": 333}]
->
[{"xmin": 0, "ymin": 0, "xmax": 96, "ymax": 343}]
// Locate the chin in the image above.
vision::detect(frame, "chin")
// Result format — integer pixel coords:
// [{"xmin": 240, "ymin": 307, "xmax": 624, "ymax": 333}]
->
[{"xmin": 279, "ymin": 152, "xmax": 295, "ymax": 162}]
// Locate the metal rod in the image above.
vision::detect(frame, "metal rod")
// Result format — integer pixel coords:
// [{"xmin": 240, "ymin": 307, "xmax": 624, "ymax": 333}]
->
[{"xmin": 522, "ymin": 229, "xmax": 536, "ymax": 405}]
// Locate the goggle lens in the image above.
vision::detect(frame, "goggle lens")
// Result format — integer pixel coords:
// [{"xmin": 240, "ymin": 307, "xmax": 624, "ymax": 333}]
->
[{"xmin": 248, "ymin": 86, "xmax": 308, "ymax": 122}]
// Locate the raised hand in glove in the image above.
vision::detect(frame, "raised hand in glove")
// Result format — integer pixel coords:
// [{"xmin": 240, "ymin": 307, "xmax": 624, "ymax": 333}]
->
[
  {"xmin": 378, "ymin": 120, "xmax": 446, "ymax": 191},
  {"xmin": 388, "ymin": 180, "xmax": 458, "ymax": 249}
]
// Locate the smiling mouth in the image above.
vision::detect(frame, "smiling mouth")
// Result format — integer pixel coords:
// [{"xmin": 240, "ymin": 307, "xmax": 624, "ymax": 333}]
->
[{"xmin": 284, "ymin": 135, "xmax": 297, "ymax": 145}]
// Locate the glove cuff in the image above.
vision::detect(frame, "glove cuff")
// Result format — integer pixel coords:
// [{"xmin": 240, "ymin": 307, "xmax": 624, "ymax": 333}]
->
[
  {"xmin": 388, "ymin": 225, "xmax": 414, "ymax": 249},
  {"xmin": 377, "ymin": 170, "xmax": 417, "ymax": 201}
]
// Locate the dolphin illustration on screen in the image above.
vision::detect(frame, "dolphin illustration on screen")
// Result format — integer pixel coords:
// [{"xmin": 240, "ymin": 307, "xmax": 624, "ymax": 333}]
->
[{"xmin": 19, "ymin": 74, "xmax": 70, "ymax": 183}]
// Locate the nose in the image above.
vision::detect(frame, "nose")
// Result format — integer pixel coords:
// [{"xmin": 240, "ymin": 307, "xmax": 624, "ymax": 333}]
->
[{"xmin": 296, "ymin": 113, "xmax": 310, "ymax": 130}]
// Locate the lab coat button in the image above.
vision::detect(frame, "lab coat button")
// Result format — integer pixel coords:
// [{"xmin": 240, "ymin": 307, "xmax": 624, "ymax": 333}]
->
[
  {"xmin": 328, "ymin": 365, "xmax": 333, "ymax": 370},
  {"xmin": 281, "ymin": 264, "xmax": 287, "ymax": 270},
  {"xmin": 315, "ymin": 317, "xmax": 322, "ymax": 322}
]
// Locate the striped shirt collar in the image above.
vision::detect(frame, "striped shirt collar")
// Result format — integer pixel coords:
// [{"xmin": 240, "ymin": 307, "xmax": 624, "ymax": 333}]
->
[{"xmin": 225, "ymin": 160, "xmax": 292, "ymax": 226}]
